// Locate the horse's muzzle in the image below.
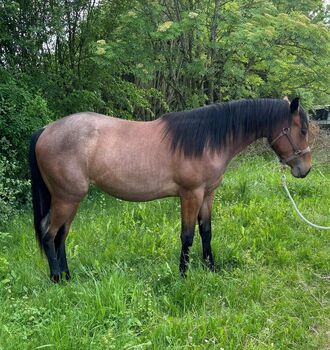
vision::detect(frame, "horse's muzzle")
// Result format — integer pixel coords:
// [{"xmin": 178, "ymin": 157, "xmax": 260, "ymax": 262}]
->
[{"xmin": 292, "ymin": 165, "xmax": 311, "ymax": 178}]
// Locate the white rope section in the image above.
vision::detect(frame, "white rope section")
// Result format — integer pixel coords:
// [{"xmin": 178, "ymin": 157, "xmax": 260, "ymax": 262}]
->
[{"xmin": 281, "ymin": 175, "xmax": 330, "ymax": 230}]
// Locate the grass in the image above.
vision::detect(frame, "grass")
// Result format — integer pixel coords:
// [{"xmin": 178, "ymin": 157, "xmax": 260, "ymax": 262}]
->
[{"xmin": 0, "ymin": 155, "xmax": 329, "ymax": 349}]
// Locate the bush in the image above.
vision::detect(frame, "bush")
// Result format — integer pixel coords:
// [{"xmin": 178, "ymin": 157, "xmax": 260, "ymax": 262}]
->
[
  {"xmin": 0, "ymin": 71, "xmax": 53, "ymax": 173},
  {"xmin": 0, "ymin": 138, "xmax": 30, "ymax": 227}
]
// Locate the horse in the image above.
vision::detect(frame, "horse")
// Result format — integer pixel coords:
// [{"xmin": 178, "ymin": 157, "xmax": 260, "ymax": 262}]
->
[{"xmin": 29, "ymin": 97, "xmax": 311, "ymax": 282}]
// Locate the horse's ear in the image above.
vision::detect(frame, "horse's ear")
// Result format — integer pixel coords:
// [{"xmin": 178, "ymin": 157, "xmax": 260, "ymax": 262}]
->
[{"xmin": 290, "ymin": 97, "xmax": 300, "ymax": 114}]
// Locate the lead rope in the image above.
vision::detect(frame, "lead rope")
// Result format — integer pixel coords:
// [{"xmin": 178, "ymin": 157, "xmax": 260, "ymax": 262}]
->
[{"xmin": 281, "ymin": 175, "xmax": 330, "ymax": 230}]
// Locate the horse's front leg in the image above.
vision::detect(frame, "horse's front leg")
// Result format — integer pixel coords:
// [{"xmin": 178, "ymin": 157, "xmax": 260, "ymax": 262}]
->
[
  {"xmin": 179, "ymin": 189, "xmax": 204, "ymax": 276},
  {"xmin": 198, "ymin": 192, "xmax": 215, "ymax": 271}
]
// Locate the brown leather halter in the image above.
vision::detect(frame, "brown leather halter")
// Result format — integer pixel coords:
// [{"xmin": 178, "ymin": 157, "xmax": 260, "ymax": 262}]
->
[{"xmin": 270, "ymin": 127, "xmax": 311, "ymax": 165}]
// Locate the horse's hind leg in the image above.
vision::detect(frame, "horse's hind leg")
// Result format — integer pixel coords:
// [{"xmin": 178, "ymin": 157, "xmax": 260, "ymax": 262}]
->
[
  {"xmin": 45, "ymin": 198, "xmax": 79, "ymax": 282},
  {"xmin": 55, "ymin": 206, "xmax": 78, "ymax": 281},
  {"xmin": 55, "ymin": 226, "xmax": 69, "ymax": 280}
]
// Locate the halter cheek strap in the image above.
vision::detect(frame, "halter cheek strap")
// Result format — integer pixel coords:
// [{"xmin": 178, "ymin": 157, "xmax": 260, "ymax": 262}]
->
[{"xmin": 270, "ymin": 127, "xmax": 311, "ymax": 165}]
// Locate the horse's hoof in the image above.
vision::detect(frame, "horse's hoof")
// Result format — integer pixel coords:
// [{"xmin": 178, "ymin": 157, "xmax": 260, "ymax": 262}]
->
[
  {"xmin": 206, "ymin": 261, "xmax": 215, "ymax": 272},
  {"xmin": 179, "ymin": 269, "xmax": 187, "ymax": 278},
  {"xmin": 50, "ymin": 274, "xmax": 61, "ymax": 283},
  {"xmin": 203, "ymin": 257, "xmax": 215, "ymax": 272},
  {"xmin": 65, "ymin": 271, "xmax": 71, "ymax": 281}
]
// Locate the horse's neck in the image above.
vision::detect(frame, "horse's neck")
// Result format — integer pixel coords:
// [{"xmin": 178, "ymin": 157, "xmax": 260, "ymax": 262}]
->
[
  {"xmin": 205, "ymin": 133, "xmax": 263, "ymax": 178},
  {"xmin": 226, "ymin": 132, "xmax": 263, "ymax": 159}
]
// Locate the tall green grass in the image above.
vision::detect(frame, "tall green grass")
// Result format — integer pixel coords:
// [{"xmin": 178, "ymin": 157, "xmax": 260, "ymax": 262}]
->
[{"xmin": 0, "ymin": 156, "xmax": 329, "ymax": 349}]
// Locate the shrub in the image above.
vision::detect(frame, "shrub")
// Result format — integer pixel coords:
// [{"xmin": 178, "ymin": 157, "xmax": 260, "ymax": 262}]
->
[
  {"xmin": 0, "ymin": 138, "xmax": 30, "ymax": 227},
  {"xmin": 0, "ymin": 71, "xmax": 53, "ymax": 173}
]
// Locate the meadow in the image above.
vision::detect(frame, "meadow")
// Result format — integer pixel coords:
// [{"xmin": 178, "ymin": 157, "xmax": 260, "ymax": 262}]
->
[{"xmin": 0, "ymin": 154, "xmax": 329, "ymax": 349}]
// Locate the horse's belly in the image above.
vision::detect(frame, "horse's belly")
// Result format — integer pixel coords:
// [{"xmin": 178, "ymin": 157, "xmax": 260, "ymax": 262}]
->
[
  {"xmin": 94, "ymin": 178, "xmax": 178, "ymax": 201},
  {"xmin": 92, "ymin": 165, "xmax": 178, "ymax": 202},
  {"xmin": 98, "ymin": 186, "xmax": 177, "ymax": 201}
]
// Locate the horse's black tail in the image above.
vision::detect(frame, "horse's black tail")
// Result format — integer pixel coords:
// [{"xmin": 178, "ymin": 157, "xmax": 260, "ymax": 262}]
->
[{"xmin": 29, "ymin": 128, "xmax": 50, "ymax": 251}]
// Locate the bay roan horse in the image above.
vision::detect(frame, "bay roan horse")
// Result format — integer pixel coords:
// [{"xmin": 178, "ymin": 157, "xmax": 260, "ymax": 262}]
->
[{"xmin": 29, "ymin": 97, "xmax": 311, "ymax": 282}]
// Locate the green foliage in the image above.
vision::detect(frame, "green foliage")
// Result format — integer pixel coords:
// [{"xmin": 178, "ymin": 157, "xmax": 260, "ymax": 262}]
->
[
  {"xmin": 1, "ymin": 0, "xmax": 329, "ymax": 119},
  {"xmin": 214, "ymin": 2, "xmax": 330, "ymax": 106},
  {"xmin": 61, "ymin": 90, "xmax": 106, "ymax": 115},
  {"xmin": 0, "ymin": 138, "xmax": 30, "ymax": 226},
  {"xmin": 0, "ymin": 157, "xmax": 329, "ymax": 348},
  {"xmin": 0, "ymin": 71, "xmax": 52, "ymax": 168},
  {"xmin": 92, "ymin": 0, "xmax": 330, "ymax": 110},
  {"xmin": 0, "ymin": 70, "xmax": 51, "ymax": 216}
]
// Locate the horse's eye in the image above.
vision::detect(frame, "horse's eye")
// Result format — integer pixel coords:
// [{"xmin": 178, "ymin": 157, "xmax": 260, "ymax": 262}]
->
[{"xmin": 301, "ymin": 129, "xmax": 307, "ymax": 136}]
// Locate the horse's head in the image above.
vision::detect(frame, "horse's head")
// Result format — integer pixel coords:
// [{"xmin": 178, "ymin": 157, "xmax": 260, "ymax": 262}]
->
[{"xmin": 270, "ymin": 97, "xmax": 311, "ymax": 178}]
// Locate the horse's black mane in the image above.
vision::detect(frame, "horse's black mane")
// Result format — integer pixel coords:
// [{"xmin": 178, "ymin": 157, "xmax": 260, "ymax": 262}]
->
[{"xmin": 162, "ymin": 98, "xmax": 308, "ymax": 157}]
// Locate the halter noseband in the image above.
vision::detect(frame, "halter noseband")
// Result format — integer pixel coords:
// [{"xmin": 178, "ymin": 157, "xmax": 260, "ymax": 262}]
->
[{"xmin": 270, "ymin": 127, "xmax": 311, "ymax": 165}]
